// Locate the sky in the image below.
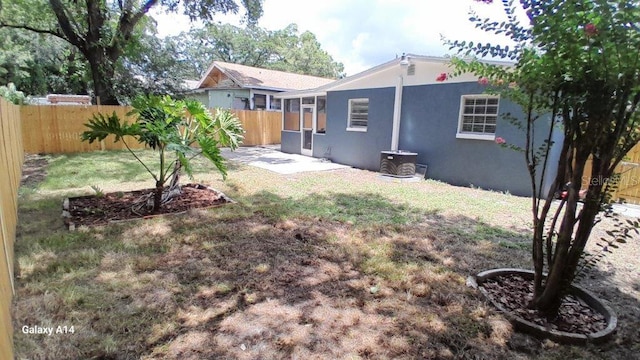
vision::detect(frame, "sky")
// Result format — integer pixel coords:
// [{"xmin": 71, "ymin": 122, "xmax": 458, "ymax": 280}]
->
[{"xmin": 152, "ymin": 0, "xmax": 522, "ymax": 77}]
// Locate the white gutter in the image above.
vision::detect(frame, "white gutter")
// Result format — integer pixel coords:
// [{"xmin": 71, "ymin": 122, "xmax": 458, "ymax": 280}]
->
[{"xmin": 391, "ymin": 74, "xmax": 404, "ymax": 151}]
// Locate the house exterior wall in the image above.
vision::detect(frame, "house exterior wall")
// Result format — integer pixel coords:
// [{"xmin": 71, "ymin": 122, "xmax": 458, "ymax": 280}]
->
[
  {"xmin": 317, "ymin": 87, "xmax": 395, "ymax": 170},
  {"xmin": 399, "ymin": 81, "xmax": 559, "ymax": 197},
  {"xmin": 186, "ymin": 92, "xmax": 209, "ymax": 107},
  {"xmin": 281, "ymin": 130, "xmax": 301, "ymax": 154},
  {"xmin": 312, "ymin": 134, "xmax": 331, "ymax": 158},
  {"xmin": 207, "ymin": 89, "xmax": 250, "ymax": 109},
  {"xmin": 277, "ymin": 69, "xmax": 560, "ymax": 197}
]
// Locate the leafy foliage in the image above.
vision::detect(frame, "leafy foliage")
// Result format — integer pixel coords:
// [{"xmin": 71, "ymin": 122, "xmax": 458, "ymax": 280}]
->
[
  {"xmin": 113, "ymin": 18, "xmax": 193, "ymax": 103},
  {"xmin": 0, "ymin": 0, "xmax": 263, "ymax": 104},
  {"xmin": 175, "ymin": 23, "xmax": 344, "ymax": 79},
  {"xmin": 0, "ymin": 28, "xmax": 89, "ymax": 96},
  {"xmin": 448, "ymin": 0, "xmax": 640, "ymax": 315},
  {"xmin": 0, "ymin": 82, "xmax": 27, "ymax": 104},
  {"xmin": 82, "ymin": 95, "xmax": 244, "ymax": 212}
]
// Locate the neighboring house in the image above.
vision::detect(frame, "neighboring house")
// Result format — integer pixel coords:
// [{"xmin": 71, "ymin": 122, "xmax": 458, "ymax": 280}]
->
[
  {"xmin": 276, "ymin": 54, "xmax": 561, "ymax": 197},
  {"xmin": 183, "ymin": 80, "xmax": 200, "ymax": 91},
  {"xmin": 189, "ymin": 61, "xmax": 335, "ymax": 111}
]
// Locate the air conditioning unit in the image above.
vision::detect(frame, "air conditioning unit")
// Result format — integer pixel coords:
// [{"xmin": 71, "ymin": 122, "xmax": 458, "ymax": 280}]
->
[{"xmin": 380, "ymin": 151, "xmax": 417, "ymax": 178}]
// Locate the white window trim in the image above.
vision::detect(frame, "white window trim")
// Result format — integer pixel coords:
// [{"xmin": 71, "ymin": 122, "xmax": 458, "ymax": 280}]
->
[
  {"xmin": 456, "ymin": 133, "xmax": 496, "ymax": 141},
  {"xmin": 456, "ymin": 94, "xmax": 499, "ymax": 140},
  {"xmin": 347, "ymin": 98, "xmax": 369, "ymax": 132}
]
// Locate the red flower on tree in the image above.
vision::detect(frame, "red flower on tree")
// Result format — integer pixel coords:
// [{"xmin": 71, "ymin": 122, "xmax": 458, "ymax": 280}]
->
[
  {"xmin": 585, "ymin": 23, "xmax": 598, "ymax": 37},
  {"xmin": 495, "ymin": 136, "xmax": 506, "ymax": 145},
  {"xmin": 436, "ymin": 73, "xmax": 447, "ymax": 82},
  {"xmin": 478, "ymin": 77, "xmax": 489, "ymax": 85}
]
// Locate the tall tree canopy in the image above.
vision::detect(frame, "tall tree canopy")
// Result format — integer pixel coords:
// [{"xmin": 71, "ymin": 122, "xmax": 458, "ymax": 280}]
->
[
  {"xmin": 0, "ymin": 27, "xmax": 87, "ymax": 96},
  {"xmin": 0, "ymin": 0, "xmax": 263, "ymax": 104},
  {"xmin": 175, "ymin": 23, "xmax": 345, "ymax": 79}
]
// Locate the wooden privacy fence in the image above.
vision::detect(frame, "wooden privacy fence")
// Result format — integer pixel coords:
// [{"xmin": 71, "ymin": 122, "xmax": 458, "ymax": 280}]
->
[
  {"xmin": 610, "ymin": 144, "xmax": 640, "ymax": 205},
  {"xmin": 234, "ymin": 109, "xmax": 282, "ymax": 147},
  {"xmin": 0, "ymin": 97, "xmax": 23, "ymax": 360},
  {"xmin": 582, "ymin": 142, "xmax": 640, "ymax": 205},
  {"xmin": 21, "ymin": 106, "xmax": 282, "ymax": 154}
]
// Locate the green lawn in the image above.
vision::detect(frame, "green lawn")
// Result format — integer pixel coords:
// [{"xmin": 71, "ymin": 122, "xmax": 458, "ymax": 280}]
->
[{"xmin": 12, "ymin": 150, "xmax": 638, "ymax": 359}]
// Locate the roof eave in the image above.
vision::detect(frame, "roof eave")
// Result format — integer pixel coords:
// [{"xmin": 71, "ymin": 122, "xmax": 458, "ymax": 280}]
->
[
  {"xmin": 245, "ymin": 85, "xmax": 291, "ymax": 92},
  {"xmin": 196, "ymin": 62, "xmax": 244, "ymax": 89},
  {"xmin": 273, "ymin": 89, "xmax": 328, "ymax": 99},
  {"xmin": 276, "ymin": 55, "xmax": 516, "ymax": 96}
]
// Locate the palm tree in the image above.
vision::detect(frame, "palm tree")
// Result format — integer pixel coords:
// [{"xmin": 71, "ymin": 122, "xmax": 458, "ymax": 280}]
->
[{"xmin": 82, "ymin": 95, "xmax": 244, "ymax": 213}]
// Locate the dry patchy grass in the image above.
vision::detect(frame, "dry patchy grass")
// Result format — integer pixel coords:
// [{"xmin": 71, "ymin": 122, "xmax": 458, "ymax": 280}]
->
[{"xmin": 12, "ymin": 152, "xmax": 640, "ymax": 359}]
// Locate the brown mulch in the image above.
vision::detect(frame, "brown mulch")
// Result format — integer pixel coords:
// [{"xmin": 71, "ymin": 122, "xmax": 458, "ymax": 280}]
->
[
  {"xmin": 481, "ymin": 274, "xmax": 607, "ymax": 335},
  {"xmin": 65, "ymin": 184, "xmax": 232, "ymax": 227}
]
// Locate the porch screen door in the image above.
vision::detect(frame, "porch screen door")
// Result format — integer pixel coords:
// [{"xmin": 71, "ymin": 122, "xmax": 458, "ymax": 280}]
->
[{"xmin": 301, "ymin": 106, "xmax": 314, "ymax": 156}]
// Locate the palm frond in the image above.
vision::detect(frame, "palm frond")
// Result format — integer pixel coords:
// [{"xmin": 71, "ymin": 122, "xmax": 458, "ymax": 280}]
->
[
  {"xmin": 198, "ymin": 135, "xmax": 227, "ymax": 179},
  {"xmin": 81, "ymin": 112, "xmax": 140, "ymax": 143},
  {"xmin": 212, "ymin": 108, "xmax": 245, "ymax": 150}
]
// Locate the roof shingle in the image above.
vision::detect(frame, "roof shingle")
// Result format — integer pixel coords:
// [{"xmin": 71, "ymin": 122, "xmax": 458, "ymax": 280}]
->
[{"xmin": 199, "ymin": 61, "xmax": 335, "ymax": 91}]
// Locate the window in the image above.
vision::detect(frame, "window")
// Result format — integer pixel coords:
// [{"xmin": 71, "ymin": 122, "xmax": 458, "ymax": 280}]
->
[
  {"xmin": 457, "ymin": 95, "xmax": 499, "ymax": 140},
  {"xmin": 283, "ymin": 99, "xmax": 300, "ymax": 131},
  {"xmin": 253, "ymin": 94, "xmax": 266, "ymax": 110},
  {"xmin": 269, "ymin": 96, "xmax": 281, "ymax": 111},
  {"xmin": 347, "ymin": 98, "xmax": 368, "ymax": 131},
  {"xmin": 316, "ymin": 96, "xmax": 327, "ymax": 133}
]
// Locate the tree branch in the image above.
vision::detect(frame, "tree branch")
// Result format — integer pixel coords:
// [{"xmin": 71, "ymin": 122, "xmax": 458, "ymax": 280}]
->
[
  {"xmin": 48, "ymin": 0, "xmax": 84, "ymax": 48},
  {"xmin": 108, "ymin": 0, "xmax": 160, "ymax": 61},
  {"xmin": 0, "ymin": 22, "xmax": 67, "ymax": 42}
]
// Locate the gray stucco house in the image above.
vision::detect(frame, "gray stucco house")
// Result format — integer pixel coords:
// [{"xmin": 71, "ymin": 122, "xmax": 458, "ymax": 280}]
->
[
  {"xmin": 188, "ymin": 61, "xmax": 334, "ymax": 111},
  {"xmin": 276, "ymin": 55, "xmax": 561, "ymax": 197}
]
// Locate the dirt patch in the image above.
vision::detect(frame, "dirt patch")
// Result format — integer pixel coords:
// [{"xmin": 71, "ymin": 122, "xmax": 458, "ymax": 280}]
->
[
  {"xmin": 65, "ymin": 184, "xmax": 232, "ymax": 227},
  {"xmin": 20, "ymin": 154, "xmax": 48, "ymax": 188}
]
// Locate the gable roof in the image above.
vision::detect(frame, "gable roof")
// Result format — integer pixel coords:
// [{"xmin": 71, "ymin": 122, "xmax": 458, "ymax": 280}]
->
[
  {"xmin": 276, "ymin": 54, "xmax": 515, "ymax": 97},
  {"xmin": 196, "ymin": 61, "xmax": 335, "ymax": 92}
]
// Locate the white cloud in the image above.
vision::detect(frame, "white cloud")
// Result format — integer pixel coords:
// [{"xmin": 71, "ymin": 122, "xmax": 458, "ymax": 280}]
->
[{"xmin": 152, "ymin": 0, "xmax": 526, "ymax": 76}]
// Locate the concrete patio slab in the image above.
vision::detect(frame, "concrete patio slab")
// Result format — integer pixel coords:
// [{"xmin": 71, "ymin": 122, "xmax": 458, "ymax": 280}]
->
[
  {"xmin": 221, "ymin": 146, "xmax": 349, "ymax": 174},
  {"xmin": 611, "ymin": 203, "xmax": 640, "ymax": 218}
]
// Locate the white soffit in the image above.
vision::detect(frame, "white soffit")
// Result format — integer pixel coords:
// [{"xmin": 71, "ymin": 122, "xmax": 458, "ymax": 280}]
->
[{"xmin": 330, "ymin": 61, "xmax": 480, "ymax": 91}]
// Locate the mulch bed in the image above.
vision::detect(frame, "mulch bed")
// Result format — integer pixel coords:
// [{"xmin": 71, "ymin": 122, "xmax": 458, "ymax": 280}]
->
[
  {"xmin": 64, "ymin": 183, "xmax": 232, "ymax": 228},
  {"xmin": 480, "ymin": 274, "xmax": 607, "ymax": 335}
]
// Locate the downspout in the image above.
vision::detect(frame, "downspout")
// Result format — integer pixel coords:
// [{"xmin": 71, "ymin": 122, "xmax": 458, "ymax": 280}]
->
[{"xmin": 391, "ymin": 73, "xmax": 404, "ymax": 151}]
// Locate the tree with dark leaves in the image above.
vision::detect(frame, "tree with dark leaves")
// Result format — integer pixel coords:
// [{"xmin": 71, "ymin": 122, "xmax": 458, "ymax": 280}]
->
[{"xmin": 0, "ymin": 0, "xmax": 263, "ymax": 104}]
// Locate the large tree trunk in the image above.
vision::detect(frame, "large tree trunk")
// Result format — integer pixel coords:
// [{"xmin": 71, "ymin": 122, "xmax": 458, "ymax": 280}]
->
[
  {"xmin": 530, "ymin": 142, "xmax": 606, "ymax": 316},
  {"xmin": 87, "ymin": 55, "xmax": 119, "ymax": 105},
  {"xmin": 49, "ymin": 0, "xmax": 143, "ymax": 106}
]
